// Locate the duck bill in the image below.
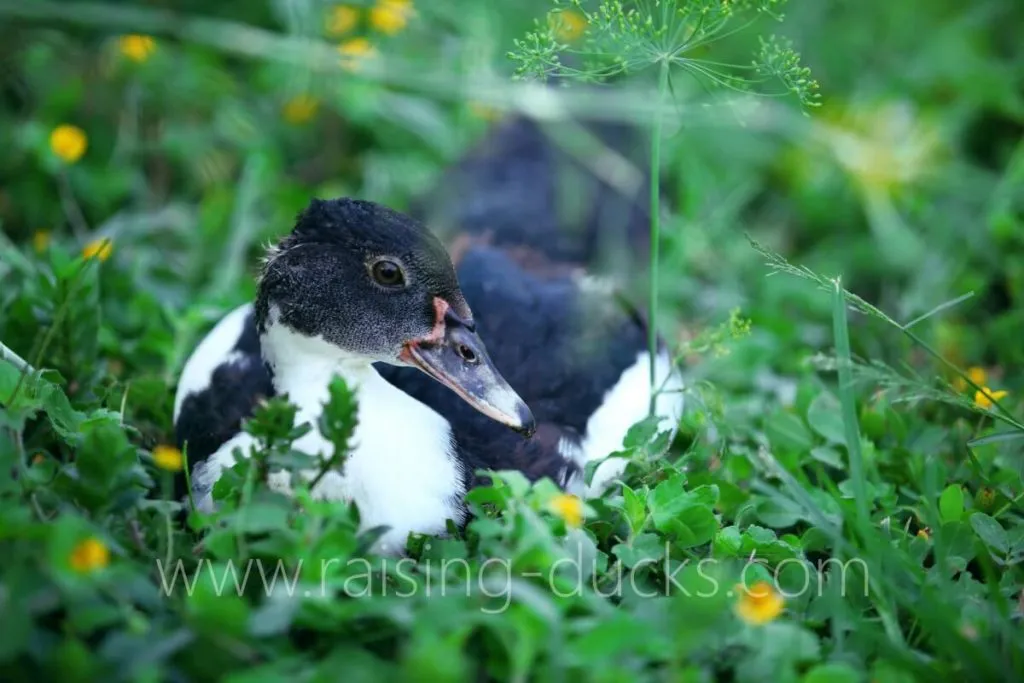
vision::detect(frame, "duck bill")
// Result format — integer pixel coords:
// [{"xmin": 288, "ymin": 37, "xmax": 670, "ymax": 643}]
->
[{"xmin": 399, "ymin": 330, "xmax": 535, "ymax": 437}]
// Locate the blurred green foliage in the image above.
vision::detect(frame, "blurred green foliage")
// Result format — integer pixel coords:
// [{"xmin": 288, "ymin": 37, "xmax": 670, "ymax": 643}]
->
[{"xmin": 1, "ymin": 0, "xmax": 1023, "ymax": 681}]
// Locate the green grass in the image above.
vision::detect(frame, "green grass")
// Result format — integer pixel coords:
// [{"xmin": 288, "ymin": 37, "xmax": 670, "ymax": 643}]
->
[{"xmin": 2, "ymin": 0, "xmax": 1023, "ymax": 681}]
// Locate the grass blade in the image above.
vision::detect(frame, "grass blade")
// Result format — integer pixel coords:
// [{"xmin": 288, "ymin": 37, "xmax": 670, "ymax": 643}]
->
[
  {"xmin": 901, "ymin": 291, "xmax": 975, "ymax": 330},
  {"xmin": 968, "ymin": 431, "xmax": 1024, "ymax": 448},
  {"xmin": 832, "ymin": 276, "xmax": 870, "ymax": 528}
]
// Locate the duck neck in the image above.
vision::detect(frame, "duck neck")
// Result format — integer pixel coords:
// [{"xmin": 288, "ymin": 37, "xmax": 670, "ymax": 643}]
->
[{"xmin": 260, "ymin": 319, "xmax": 379, "ymax": 419}]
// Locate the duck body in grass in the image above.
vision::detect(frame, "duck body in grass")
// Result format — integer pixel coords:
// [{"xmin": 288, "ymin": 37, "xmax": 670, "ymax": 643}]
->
[
  {"xmin": 173, "ymin": 197, "xmax": 541, "ymax": 554},
  {"xmin": 174, "ymin": 113, "xmax": 684, "ymax": 553},
  {"xmin": 381, "ymin": 113, "xmax": 685, "ymax": 497}
]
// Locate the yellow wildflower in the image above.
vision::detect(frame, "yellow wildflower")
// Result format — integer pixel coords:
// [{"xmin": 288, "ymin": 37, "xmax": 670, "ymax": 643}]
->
[
  {"xmin": 369, "ymin": 0, "xmax": 412, "ymax": 35},
  {"xmin": 735, "ymin": 581, "xmax": 784, "ymax": 625},
  {"xmin": 119, "ymin": 34, "xmax": 156, "ymax": 63},
  {"xmin": 152, "ymin": 445, "xmax": 183, "ymax": 472},
  {"xmin": 954, "ymin": 366, "xmax": 987, "ymax": 392},
  {"xmin": 70, "ymin": 537, "xmax": 110, "ymax": 573},
  {"xmin": 326, "ymin": 5, "xmax": 359, "ymax": 36},
  {"xmin": 548, "ymin": 9, "xmax": 587, "ymax": 42},
  {"xmin": 974, "ymin": 387, "xmax": 1008, "ymax": 410},
  {"xmin": 50, "ymin": 124, "xmax": 88, "ymax": 164},
  {"xmin": 82, "ymin": 238, "xmax": 113, "ymax": 262},
  {"xmin": 338, "ymin": 38, "xmax": 377, "ymax": 72},
  {"xmin": 33, "ymin": 230, "xmax": 51, "ymax": 252},
  {"xmin": 282, "ymin": 94, "xmax": 320, "ymax": 124},
  {"xmin": 549, "ymin": 493, "xmax": 584, "ymax": 527}
]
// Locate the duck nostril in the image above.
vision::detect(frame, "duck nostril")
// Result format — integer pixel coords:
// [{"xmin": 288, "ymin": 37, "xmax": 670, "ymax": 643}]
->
[{"xmin": 457, "ymin": 344, "xmax": 478, "ymax": 364}]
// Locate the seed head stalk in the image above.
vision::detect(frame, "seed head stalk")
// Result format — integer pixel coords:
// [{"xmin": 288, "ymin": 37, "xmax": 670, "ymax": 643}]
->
[{"xmin": 648, "ymin": 58, "xmax": 670, "ymax": 416}]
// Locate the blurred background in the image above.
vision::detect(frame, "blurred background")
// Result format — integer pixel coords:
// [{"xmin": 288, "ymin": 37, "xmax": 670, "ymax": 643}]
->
[{"xmin": 0, "ymin": 0, "xmax": 1021, "ymax": 442}]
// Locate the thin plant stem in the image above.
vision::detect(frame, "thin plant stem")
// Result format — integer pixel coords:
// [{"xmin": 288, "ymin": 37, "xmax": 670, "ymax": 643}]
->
[
  {"xmin": 181, "ymin": 443, "xmax": 198, "ymax": 516},
  {"xmin": 647, "ymin": 59, "xmax": 670, "ymax": 416}
]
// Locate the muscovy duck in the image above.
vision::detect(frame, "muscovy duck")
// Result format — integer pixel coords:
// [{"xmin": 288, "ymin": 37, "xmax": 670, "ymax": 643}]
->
[{"xmin": 173, "ymin": 197, "xmax": 543, "ymax": 553}]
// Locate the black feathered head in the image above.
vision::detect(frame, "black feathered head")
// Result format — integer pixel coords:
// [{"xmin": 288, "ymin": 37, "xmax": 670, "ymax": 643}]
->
[{"xmin": 255, "ymin": 197, "xmax": 535, "ymax": 435}]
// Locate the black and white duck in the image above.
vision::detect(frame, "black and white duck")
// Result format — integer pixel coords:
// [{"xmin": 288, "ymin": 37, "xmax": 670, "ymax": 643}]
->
[
  {"xmin": 172, "ymin": 197, "xmax": 542, "ymax": 553},
  {"xmin": 379, "ymin": 113, "xmax": 684, "ymax": 497},
  {"xmin": 410, "ymin": 113, "xmax": 654, "ymax": 280}
]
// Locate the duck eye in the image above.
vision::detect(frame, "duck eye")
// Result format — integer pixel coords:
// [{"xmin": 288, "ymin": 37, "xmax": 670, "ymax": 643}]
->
[
  {"xmin": 456, "ymin": 344, "xmax": 478, "ymax": 364},
  {"xmin": 371, "ymin": 259, "xmax": 405, "ymax": 288}
]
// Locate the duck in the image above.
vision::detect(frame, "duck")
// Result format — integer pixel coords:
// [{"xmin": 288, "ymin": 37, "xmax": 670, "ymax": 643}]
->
[
  {"xmin": 172, "ymin": 197, "xmax": 548, "ymax": 553},
  {"xmin": 409, "ymin": 113, "xmax": 655, "ymax": 280},
  {"xmin": 378, "ymin": 112, "xmax": 685, "ymax": 498}
]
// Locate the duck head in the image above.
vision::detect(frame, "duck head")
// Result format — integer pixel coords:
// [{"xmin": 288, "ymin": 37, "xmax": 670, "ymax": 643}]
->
[{"xmin": 254, "ymin": 197, "xmax": 535, "ymax": 436}]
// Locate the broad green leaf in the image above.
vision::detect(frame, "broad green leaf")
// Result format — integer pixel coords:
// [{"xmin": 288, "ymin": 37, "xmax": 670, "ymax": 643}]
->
[
  {"xmin": 623, "ymin": 414, "xmax": 664, "ymax": 449},
  {"xmin": 235, "ymin": 503, "xmax": 290, "ymax": 534},
  {"xmin": 938, "ymin": 522, "xmax": 978, "ymax": 564},
  {"xmin": 766, "ymin": 411, "xmax": 814, "ymax": 453},
  {"xmin": 622, "ymin": 484, "xmax": 648, "ymax": 535},
  {"xmin": 612, "ymin": 533, "xmax": 665, "ymax": 569},
  {"xmin": 671, "ymin": 505, "xmax": 719, "ymax": 548},
  {"xmin": 647, "ymin": 473, "xmax": 688, "ymax": 524},
  {"xmin": 939, "ymin": 484, "xmax": 964, "ymax": 524},
  {"xmin": 969, "ymin": 513, "xmax": 1008, "ymax": 554},
  {"xmin": 714, "ymin": 526, "xmax": 743, "ymax": 556},
  {"xmin": 806, "ymin": 391, "xmax": 846, "ymax": 444},
  {"xmin": 810, "ymin": 446, "xmax": 844, "ymax": 468},
  {"xmin": 648, "ymin": 476, "xmax": 719, "ymax": 547},
  {"xmin": 0, "ymin": 359, "xmax": 86, "ymax": 443},
  {"xmin": 745, "ymin": 525, "xmax": 778, "ymax": 546}
]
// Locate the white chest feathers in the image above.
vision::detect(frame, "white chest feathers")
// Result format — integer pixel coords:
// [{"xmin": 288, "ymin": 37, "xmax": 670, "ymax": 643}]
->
[{"xmin": 191, "ymin": 321, "xmax": 465, "ymax": 556}]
